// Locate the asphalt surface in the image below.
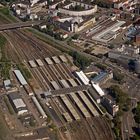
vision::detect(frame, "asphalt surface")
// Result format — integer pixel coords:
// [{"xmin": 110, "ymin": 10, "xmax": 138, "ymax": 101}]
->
[{"xmin": 0, "ymin": 20, "xmax": 42, "ymax": 31}]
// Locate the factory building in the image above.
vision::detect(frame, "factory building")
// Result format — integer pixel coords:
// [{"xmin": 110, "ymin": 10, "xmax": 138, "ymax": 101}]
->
[{"xmin": 8, "ymin": 92, "xmax": 28, "ymax": 115}]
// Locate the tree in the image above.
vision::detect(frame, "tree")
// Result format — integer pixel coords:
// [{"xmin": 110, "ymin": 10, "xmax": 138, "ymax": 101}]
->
[
  {"xmin": 69, "ymin": 51, "xmax": 91, "ymax": 70},
  {"xmin": 90, "ymin": 73, "xmax": 97, "ymax": 79},
  {"xmin": 108, "ymin": 44, "xmax": 114, "ymax": 49},
  {"xmin": 72, "ymin": 34, "xmax": 79, "ymax": 40},
  {"xmin": 133, "ymin": 102, "xmax": 140, "ymax": 124},
  {"xmin": 109, "ymin": 85, "xmax": 130, "ymax": 111},
  {"xmin": 113, "ymin": 70, "xmax": 124, "ymax": 83},
  {"xmin": 95, "ymin": 63, "xmax": 107, "ymax": 70}
]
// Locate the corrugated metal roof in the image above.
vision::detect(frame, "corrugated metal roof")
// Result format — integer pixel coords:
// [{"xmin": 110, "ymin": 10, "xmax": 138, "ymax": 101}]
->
[
  {"xmin": 13, "ymin": 99, "xmax": 26, "ymax": 109},
  {"xmin": 4, "ymin": 79, "xmax": 11, "ymax": 89},
  {"xmin": 60, "ymin": 79, "xmax": 70, "ymax": 88},
  {"xmin": 45, "ymin": 57, "xmax": 53, "ymax": 65},
  {"xmin": 51, "ymin": 81, "xmax": 60, "ymax": 90},
  {"xmin": 36, "ymin": 59, "xmax": 44, "ymax": 66},
  {"xmin": 92, "ymin": 72, "xmax": 107, "ymax": 83},
  {"xmin": 60, "ymin": 95, "xmax": 80, "ymax": 120},
  {"xmin": 29, "ymin": 60, "xmax": 37, "ymax": 68},
  {"xmin": 52, "ymin": 56, "xmax": 60, "ymax": 64},
  {"xmin": 78, "ymin": 91, "xmax": 99, "ymax": 116},
  {"xmin": 75, "ymin": 71, "xmax": 89, "ymax": 85},
  {"xmin": 14, "ymin": 70, "xmax": 27, "ymax": 85},
  {"xmin": 32, "ymin": 96, "xmax": 47, "ymax": 118},
  {"xmin": 91, "ymin": 82, "xmax": 105, "ymax": 96},
  {"xmin": 59, "ymin": 55, "xmax": 67, "ymax": 63},
  {"xmin": 70, "ymin": 92, "xmax": 90, "ymax": 118},
  {"xmin": 68, "ymin": 79, "xmax": 78, "ymax": 87}
]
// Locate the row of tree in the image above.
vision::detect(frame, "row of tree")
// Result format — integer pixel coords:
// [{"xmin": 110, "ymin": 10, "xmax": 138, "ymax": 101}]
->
[
  {"xmin": 108, "ymin": 85, "xmax": 130, "ymax": 139},
  {"xmin": 69, "ymin": 51, "xmax": 91, "ymax": 70}
]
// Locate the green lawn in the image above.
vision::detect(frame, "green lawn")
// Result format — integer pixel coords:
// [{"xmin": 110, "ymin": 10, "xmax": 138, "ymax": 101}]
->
[
  {"xmin": 0, "ymin": 7, "xmax": 17, "ymax": 23},
  {"xmin": 0, "ymin": 34, "xmax": 11, "ymax": 79},
  {"xmin": 17, "ymin": 63, "xmax": 32, "ymax": 80}
]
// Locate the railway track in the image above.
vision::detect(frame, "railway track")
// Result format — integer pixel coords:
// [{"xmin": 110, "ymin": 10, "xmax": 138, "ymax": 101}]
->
[
  {"xmin": 13, "ymin": 30, "xmax": 60, "ymax": 57},
  {"xmin": 3, "ymin": 29, "xmax": 61, "ymax": 62}
]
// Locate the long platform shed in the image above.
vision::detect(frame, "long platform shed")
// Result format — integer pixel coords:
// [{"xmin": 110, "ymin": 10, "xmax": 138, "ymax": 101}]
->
[
  {"xmin": 78, "ymin": 91, "xmax": 99, "ymax": 116},
  {"xmin": 70, "ymin": 92, "xmax": 90, "ymax": 118},
  {"xmin": 52, "ymin": 56, "xmax": 61, "ymax": 64},
  {"xmin": 59, "ymin": 79, "xmax": 70, "ymax": 88},
  {"xmin": 59, "ymin": 55, "xmax": 68, "ymax": 63},
  {"xmin": 29, "ymin": 60, "xmax": 37, "ymax": 68},
  {"xmin": 63, "ymin": 112, "xmax": 73, "ymax": 122},
  {"xmin": 51, "ymin": 81, "xmax": 60, "ymax": 90},
  {"xmin": 68, "ymin": 79, "xmax": 78, "ymax": 87},
  {"xmin": 14, "ymin": 70, "xmax": 27, "ymax": 85},
  {"xmin": 45, "ymin": 57, "xmax": 53, "ymax": 65},
  {"xmin": 32, "ymin": 96, "xmax": 47, "ymax": 118},
  {"xmin": 36, "ymin": 59, "xmax": 44, "ymax": 66},
  {"xmin": 91, "ymin": 82, "xmax": 105, "ymax": 97},
  {"xmin": 60, "ymin": 95, "xmax": 80, "ymax": 120}
]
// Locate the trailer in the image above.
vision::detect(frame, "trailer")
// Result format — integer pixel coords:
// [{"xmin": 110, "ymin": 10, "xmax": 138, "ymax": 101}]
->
[{"xmin": 23, "ymin": 85, "xmax": 34, "ymax": 96}]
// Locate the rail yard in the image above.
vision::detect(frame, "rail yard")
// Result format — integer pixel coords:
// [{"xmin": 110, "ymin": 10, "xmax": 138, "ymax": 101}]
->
[
  {"xmin": 1, "ymin": 0, "xmax": 140, "ymax": 139},
  {"xmin": 0, "ymin": 28, "xmax": 114, "ymax": 140},
  {"xmin": 0, "ymin": 4, "xmax": 116, "ymax": 139}
]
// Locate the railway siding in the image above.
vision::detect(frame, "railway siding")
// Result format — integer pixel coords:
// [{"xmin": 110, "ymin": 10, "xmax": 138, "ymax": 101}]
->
[
  {"xmin": 60, "ymin": 94, "xmax": 80, "ymax": 120},
  {"xmin": 69, "ymin": 92, "xmax": 91, "ymax": 118},
  {"xmin": 77, "ymin": 91, "xmax": 99, "ymax": 117}
]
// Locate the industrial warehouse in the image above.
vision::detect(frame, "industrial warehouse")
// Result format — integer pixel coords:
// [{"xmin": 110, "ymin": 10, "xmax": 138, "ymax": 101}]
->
[{"xmin": 8, "ymin": 92, "xmax": 28, "ymax": 115}]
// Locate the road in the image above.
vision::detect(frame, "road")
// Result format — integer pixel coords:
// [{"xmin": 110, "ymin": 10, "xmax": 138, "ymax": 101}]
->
[
  {"xmin": 0, "ymin": 20, "xmax": 43, "ymax": 31},
  {"xmin": 121, "ymin": 99, "xmax": 137, "ymax": 140}
]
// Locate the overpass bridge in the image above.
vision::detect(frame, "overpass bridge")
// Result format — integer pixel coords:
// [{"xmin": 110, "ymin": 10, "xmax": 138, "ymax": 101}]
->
[{"xmin": 0, "ymin": 20, "xmax": 43, "ymax": 31}]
